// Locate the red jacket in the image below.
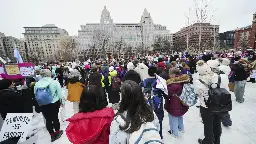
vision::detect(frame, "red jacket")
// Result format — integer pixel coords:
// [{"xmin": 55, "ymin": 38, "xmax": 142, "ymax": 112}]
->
[
  {"xmin": 66, "ymin": 108, "xmax": 115, "ymax": 144},
  {"xmin": 165, "ymin": 75, "xmax": 189, "ymax": 116}
]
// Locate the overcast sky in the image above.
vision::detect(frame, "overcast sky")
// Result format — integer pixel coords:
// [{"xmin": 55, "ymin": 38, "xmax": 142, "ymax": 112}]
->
[{"xmin": 0, "ymin": 0, "xmax": 255, "ymax": 38}]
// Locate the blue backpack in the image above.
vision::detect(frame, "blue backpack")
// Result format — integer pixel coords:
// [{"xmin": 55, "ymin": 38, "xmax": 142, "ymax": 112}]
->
[{"xmin": 35, "ymin": 83, "xmax": 53, "ymax": 106}]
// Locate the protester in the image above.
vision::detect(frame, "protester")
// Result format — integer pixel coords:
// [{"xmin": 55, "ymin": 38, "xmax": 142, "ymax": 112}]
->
[
  {"xmin": 165, "ymin": 68, "xmax": 189, "ymax": 138},
  {"xmin": 109, "ymin": 80, "xmax": 162, "ymax": 143},
  {"xmin": 142, "ymin": 66, "xmax": 165, "ymax": 139},
  {"xmin": 232, "ymin": 56, "xmax": 248, "ymax": 103},
  {"xmin": 34, "ymin": 69, "xmax": 64, "ymax": 142},
  {"xmin": 56, "ymin": 65, "xmax": 64, "ymax": 87},
  {"xmin": 108, "ymin": 66, "xmax": 121, "ymax": 110},
  {"xmin": 89, "ymin": 68, "xmax": 108, "ymax": 106},
  {"xmin": 194, "ymin": 60, "xmax": 227, "ymax": 144},
  {"xmin": 67, "ymin": 69, "xmax": 85, "ymax": 113},
  {"xmin": 0, "ymin": 79, "xmax": 33, "ymax": 120},
  {"xmin": 66, "ymin": 85, "xmax": 114, "ymax": 144}
]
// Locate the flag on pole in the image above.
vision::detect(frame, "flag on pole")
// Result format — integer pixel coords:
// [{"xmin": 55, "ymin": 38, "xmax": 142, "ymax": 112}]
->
[
  {"xmin": 0, "ymin": 57, "xmax": 7, "ymax": 64},
  {"xmin": 14, "ymin": 44, "xmax": 23, "ymax": 63}
]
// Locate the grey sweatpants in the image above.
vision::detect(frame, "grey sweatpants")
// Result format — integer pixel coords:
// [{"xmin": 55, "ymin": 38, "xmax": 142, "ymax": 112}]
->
[{"xmin": 234, "ymin": 80, "xmax": 246, "ymax": 102}]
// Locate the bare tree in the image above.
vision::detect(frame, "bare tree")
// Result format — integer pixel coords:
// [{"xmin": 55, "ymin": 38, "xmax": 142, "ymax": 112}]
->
[
  {"xmin": 89, "ymin": 29, "xmax": 111, "ymax": 58},
  {"xmin": 238, "ymin": 34, "xmax": 250, "ymax": 50},
  {"xmin": 56, "ymin": 36, "xmax": 77, "ymax": 62},
  {"xmin": 189, "ymin": 0, "xmax": 216, "ymax": 52}
]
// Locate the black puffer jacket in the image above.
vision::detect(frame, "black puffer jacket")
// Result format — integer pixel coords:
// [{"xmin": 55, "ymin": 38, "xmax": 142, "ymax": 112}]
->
[{"xmin": 0, "ymin": 89, "xmax": 33, "ymax": 119}]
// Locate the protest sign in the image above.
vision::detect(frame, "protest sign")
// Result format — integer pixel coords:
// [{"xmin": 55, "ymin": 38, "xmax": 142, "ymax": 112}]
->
[
  {"xmin": 18, "ymin": 63, "xmax": 35, "ymax": 77},
  {"xmin": 19, "ymin": 66, "xmax": 35, "ymax": 77},
  {"xmin": 4, "ymin": 65, "xmax": 20, "ymax": 75},
  {"xmin": 0, "ymin": 113, "xmax": 33, "ymax": 143}
]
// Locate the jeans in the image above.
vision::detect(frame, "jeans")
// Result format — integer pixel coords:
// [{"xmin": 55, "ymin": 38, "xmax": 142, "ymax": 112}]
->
[
  {"xmin": 234, "ymin": 80, "xmax": 246, "ymax": 102},
  {"xmin": 200, "ymin": 107, "xmax": 222, "ymax": 144},
  {"xmin": 168, "ymin": 114, "xmax": 184, "ymax": 137},
  {"xmin": 41, "ymin": 101, "xmax": 61, "ymax": 134}
]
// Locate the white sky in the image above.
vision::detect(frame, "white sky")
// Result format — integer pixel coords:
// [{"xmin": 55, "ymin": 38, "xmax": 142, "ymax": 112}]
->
[{"xmin": 0, "ymin": 0, "xmax": 255, "ymax": 38}]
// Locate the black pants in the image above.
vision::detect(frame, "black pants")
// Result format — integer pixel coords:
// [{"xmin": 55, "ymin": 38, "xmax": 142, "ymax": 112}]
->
[
  {"xmin": 41, "ymin": 101, "xmax": 61, "ymax": 134},
  {"xmin": 58, "ymin": 77, "xmax": 64, "ymax": 87},
  {"xmin": 200, "ymin": 107, "xmax": 222, "ymax": 144}
]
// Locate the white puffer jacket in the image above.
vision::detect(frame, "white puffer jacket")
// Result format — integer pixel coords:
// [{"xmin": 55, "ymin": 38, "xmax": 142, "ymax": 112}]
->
[{"xmin": 194, "ymin": 73, "xmax": 229, "ymax": 108}]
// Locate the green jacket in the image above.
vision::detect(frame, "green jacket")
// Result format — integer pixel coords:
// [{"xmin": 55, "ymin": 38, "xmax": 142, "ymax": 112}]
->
[{"xmin": 34, "ymin": 77, "xmax": 64, "ymax": 104}]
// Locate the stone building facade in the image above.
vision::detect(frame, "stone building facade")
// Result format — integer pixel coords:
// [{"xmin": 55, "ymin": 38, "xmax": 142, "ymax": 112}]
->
[
  {"xmin": 23, "ymin": 24, "xmax": 68, "ymax": 61},
  {"xmin": 174, "ymin": 23, "xmax": 219, "ymax": 52},
  {"xmin": 77, "ymin": 6, "xmax": 173, "ymax": 58},
  {"xmin": 0, "ymin": 32, "xmax": 26, "ymax": 62},
  {"xmin": 234, "ymin": 13, "xmax": 256, "ymax": 50}
]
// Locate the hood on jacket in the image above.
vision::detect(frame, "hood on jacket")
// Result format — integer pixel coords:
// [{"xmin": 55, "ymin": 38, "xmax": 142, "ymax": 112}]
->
[
  {"xmin": 35, "ymin": 77, "xmax": 53, "ymax": 88},
  {"xmin": 66, "ymin": 108, "xmax": 114, "ymax": 144},
  {"xmin": 167, "ymin": 74, "xmax": 190, "ymax": 85}
]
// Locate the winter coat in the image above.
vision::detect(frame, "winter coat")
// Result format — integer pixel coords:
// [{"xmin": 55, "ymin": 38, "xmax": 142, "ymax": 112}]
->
[
  {"xmin": 66, "ymin": 108, "xmax": 114, "ymax": 144},
  {"xmin": 109, "ymin": 111, "xmax": 160, "ymax": 144},
  {"xmin": 194, "ymin": 72, "xmax": 229, "ymax": 108},
  {"xmin": 165, "ymin": 75, "xmax": 190, "ymax": 116},
  {"xmin": 231, "ymin": 61, "xmax": 248, "ymax": 81},
  {"xmin": 0, "ymin": 89, "xmax": 33, "ymax": 119},
  {"xmin": 34, "ymin": 77, "xmax": 64, "ymax": 105},
  {"xmin": 67, "ymin": 77, "xmax": 84, "ymax": 102}
]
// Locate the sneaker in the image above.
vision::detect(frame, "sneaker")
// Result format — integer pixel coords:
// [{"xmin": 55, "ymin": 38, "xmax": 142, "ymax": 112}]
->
[
  {"xmin": 168, "ymin": 130, "xmax": 178, "ymax": 138},
  {"xmin": 198, "ymin": 138, "xmax": 203, "ymax": 144}
]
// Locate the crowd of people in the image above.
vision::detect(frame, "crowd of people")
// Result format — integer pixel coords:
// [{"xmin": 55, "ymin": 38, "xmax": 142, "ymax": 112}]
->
[{"xmin": 0, "ymin": 50, "xmax": 256, "ymax": 144}]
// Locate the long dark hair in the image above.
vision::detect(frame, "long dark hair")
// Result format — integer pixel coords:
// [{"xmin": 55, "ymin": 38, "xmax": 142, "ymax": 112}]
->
[
  {"xmin": 79, "ymin": 85, "xmax": 107, "ymax": 113},
  {"xmin": 117, "ymin": 80, "xmax": 154, "ymax": 133}
]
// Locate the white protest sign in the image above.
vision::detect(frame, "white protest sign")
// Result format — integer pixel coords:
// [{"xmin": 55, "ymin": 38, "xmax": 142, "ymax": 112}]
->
[
  {"xmin": 19, "ymin": 66, "xmax": 35, "ymax": 77},
  {"xmin": 0, "ymin": 113, "xmax": 33, "ymax": 143}
]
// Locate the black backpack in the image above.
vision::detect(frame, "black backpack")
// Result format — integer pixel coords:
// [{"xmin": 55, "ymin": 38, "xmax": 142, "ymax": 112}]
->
[{"xmin": 199, "ymin": 75, "xmax": 232, "ymax": 113}]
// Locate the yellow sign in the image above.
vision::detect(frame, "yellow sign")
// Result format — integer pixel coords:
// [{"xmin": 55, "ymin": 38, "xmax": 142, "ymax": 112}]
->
[{"xmin": 5, "ymin": 65, "xmax": 20, "ymax": 75}]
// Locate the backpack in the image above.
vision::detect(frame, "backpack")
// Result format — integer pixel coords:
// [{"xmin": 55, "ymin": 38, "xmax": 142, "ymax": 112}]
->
[
  {"xmin": 111, "ymin": 76, "xmax": 121, "ymax": 91},
  {"xmin": 143, "ymin": 79, "xmax": 162, "ymax": 112},
  {"xmin": 179, "ymin": 83, "xmax": 197, "ymax": 107},
  {"xmin": 199, "ymin": 76, "xmax": 232, "ymax": 113},
  {"xmin": 35, "ymin": 82, "xmax": 53, "ymax": 106},
  {"xmin": 116, "ymin": 114, "xmax": 163, "ymax": 144}
]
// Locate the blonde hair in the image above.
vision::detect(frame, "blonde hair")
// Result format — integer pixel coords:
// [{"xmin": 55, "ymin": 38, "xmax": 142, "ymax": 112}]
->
[{"xmin": 40, "ymin": 69, "xmax": 52, "ymax": 77}]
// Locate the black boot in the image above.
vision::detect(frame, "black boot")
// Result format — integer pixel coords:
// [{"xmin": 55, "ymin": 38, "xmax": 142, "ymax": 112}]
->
[
  {"xmin": 214, "ymin": 136, "xmax": 220, "ymax": 144},
  {"xmin": 252, "ymin": 78, "xmax": 255, "ymax": 83},
  {"xmin": 51, "ymin": 130, "xmax": 63, "ymax": 142}
]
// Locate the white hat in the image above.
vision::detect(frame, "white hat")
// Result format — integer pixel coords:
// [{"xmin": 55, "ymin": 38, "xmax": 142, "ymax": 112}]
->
[
  {"xmin": 127, "ymin": 62, "xmax": 135, "ymax": 71},
  {"xmin": 109, "ymin": 66, "xmax": 114, "ymax": 72},
  {"xmin": 196, "ymin": 60, "xmax": 211, "ymax": 75},
  {"xmin": 207, "ymin": 60, "xmax": 220, "ymax": 69}
]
